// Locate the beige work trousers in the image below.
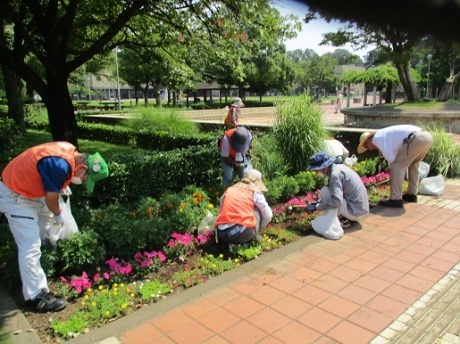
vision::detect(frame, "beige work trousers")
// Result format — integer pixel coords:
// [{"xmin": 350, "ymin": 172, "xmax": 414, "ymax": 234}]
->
[{"xmin": 389, "ymin": 131, "xmax": 433, "ymax": 200}]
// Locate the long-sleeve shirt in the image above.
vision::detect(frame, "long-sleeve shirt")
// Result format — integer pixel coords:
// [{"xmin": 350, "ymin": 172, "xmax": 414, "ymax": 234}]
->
[{"xmin": 316, "ymin": 164, "xmax": 369, "ymax": 217}]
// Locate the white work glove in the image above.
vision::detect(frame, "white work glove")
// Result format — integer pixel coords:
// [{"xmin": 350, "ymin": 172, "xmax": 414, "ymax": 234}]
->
[
  {"xmin": 60, "ymin": 186, "xmax": 72, "ymax": 196},
  {"xmin": 54, "ymin": 213, "xmax": 65, "ymax": 227}
]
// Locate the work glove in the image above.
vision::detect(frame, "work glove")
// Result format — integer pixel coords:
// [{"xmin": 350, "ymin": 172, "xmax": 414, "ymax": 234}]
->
[
  {"xmin": 233, "ymin": 162, "xmax": 246, "ymax": 169},
  {"xmin": 305, "ymin": 203, "xmax": 318, "ymax": 214},
  {"xmin": 60, "ymin": 186, "xmax": 72, "ymax": 197},
  {"xmin": 54, "ymin": 213, "xmax": 65, "ymax": 227}
]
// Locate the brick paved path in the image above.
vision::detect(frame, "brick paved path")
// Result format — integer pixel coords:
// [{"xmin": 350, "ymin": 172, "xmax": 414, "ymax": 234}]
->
[{"xmin": 61, "ymin": 178, "xmax": 460, "ymax": 344}]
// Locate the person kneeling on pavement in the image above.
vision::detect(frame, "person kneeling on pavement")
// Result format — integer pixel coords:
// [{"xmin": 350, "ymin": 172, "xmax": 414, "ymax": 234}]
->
[
  {"xmin": 0, "ymin": 142, "xmax": 109, "ymax": 313},
  {"xmin": 306, "ymin": 151, "xmax": 369, "ymax": 240},
  {"xmin": 214, "ymin": 169, "xmax": 273, "ymax": 245}
]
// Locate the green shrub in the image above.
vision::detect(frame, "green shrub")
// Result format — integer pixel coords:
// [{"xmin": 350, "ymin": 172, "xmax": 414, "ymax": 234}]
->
[
  {"xmin": 70, "ymin": 144, "xmax": 221, "ymax": 207},
  {"xmin": 57, "ymin": 230, "xmax": 106, "ymax": 273},
  {"xmin": 425, "ymin": 125, "xmax": 460, "ymax": 177},
  {"xmin": 273, "ymin": 94, "xmax": 327, "ymax": 174},
  {"xmin": 296, "ymin": 171, "xmax": 318, "ymax": 194},
  {"xmin": 0, "ymin": 118, "xmax": 25, "ymax": 167}
]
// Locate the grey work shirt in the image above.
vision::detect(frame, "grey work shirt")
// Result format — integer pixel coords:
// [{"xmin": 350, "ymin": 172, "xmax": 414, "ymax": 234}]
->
[{"xmin": 316, "ymin": 164, "xmax": 369, "ymax": 216}]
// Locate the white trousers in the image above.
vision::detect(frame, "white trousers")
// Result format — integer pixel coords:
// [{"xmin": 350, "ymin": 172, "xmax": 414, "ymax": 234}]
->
[{"xmin": 0, "ymin": 181, "xmax": 53, "ymax": 300}]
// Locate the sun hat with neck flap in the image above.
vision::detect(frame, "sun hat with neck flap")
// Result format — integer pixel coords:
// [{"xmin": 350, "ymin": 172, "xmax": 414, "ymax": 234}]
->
[
  {"xmin": 307, "ymin": 151, "xmax": 336, "ymax": 171},
  {"xmin": 234, "ymin": 169, "xmax": 268, "ymax": 193}
]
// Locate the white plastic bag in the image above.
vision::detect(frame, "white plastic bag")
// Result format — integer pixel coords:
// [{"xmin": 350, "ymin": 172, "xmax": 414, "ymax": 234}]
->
[
  {"xmin": 197, "ymin": 211, "xmax": 217, "ymax": 235},
  {"xmin": 344, "ymin": 154, "xmax": 358, "ymax": 167},
  {"xmin": 49, "ymin": 196, "xmax": 79, "ymax": 247},
  {"xmin": 418, "ymin": 174, "xmax": 445, "ymax": 196},
  {"xmin": 418, "ymin": 161, "xmax": 430, "ymax": 181},
  {"xmin": 311, "ymin": 208, "xmax": 344, "ymax": 240},
  {"xmin": 311, "ymin": 186, "xmax": 343, "ymax": 240}
]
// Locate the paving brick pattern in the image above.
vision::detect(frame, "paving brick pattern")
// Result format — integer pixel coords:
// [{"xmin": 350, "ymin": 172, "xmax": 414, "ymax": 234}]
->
[{"xmin": 104, "ymin": 179, "xmax": 460, "ymax": 344}]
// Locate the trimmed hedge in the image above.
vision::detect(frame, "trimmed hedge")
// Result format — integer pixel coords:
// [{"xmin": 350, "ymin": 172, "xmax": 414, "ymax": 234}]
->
[{"xmin": 71, "ymin": 144, "xmax": 222, "ymax": 207}]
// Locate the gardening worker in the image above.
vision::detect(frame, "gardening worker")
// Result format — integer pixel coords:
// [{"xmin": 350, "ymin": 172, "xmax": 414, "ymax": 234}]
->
[
  {"xmin": 224, "ymin": 97, "xmax": 244, "ymax": 129},
  {"xmin": 0, "ymin": 142, "xmax": 109, "ymax": 313},
  {"xmin": 323, "ymin": 137, "xmax": 349, "ymax": 164},
  {"xmin": 357, "ymin": 124, "xmax": 433, "ymax": 208},
  {"xmin": 215, "ymin": 169, "xmax": 272, "ymax": 245},
  {"xmin": 306, "ymin": 151, "xmax": 369, "ymax": 240},
  {"xmin": 219, "ymin": 126, "xmax": 253, "ymax": 186}
]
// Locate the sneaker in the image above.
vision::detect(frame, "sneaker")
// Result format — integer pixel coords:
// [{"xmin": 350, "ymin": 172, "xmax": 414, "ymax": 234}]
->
[
  {"xmin": 379, "ymin": 199, "xmax": 404, "ymax": 208},
  {"xmin": 338, "ymin": 216, "xmax": 351, "ymax": 228},
  {"xmin": 29, "ymin": 290, "xmax": 67, "ymax": 313},
  {"xmin": 402, "ymin": 193, "xmax": 417, "ymax": 202}
]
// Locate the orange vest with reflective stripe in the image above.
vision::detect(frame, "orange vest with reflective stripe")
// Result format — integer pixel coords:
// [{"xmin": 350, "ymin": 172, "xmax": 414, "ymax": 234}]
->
[
  {"xmin": 215, "ymin": 187, "xmax": 256, "ymax": 228},
  {"xmin": 2, "ymin": 142, "xmax": 76, "ymax": 198}
]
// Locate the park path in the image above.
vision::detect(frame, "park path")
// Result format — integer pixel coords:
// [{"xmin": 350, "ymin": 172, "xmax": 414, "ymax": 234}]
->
[{"xmin": 56, "ymin": 178, "xmax": 460, "ymax": 344}]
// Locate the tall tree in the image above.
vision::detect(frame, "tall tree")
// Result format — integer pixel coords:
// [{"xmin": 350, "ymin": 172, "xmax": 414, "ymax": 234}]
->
[
  {"xmin": 0, "ymin": 0, "xmax": 267, "ymax": 146},
  {"xmin": 314, "ymin": 22, "xmax": 420, "ymax": 100}
]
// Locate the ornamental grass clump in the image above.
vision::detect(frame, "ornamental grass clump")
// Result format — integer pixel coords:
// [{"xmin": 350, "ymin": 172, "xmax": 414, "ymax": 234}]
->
[
  {"xmin": 273, "ymin": 94, "xmax": 328, "ymax": 174},
  {"xmin": 424, "ymin": 124, "xmax": 460, "ymax": 177}
]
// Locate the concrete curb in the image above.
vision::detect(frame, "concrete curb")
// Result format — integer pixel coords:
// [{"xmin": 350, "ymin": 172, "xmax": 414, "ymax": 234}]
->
[{"xmin": 0, "ymin": 283, "xmax": 42, "ymax": 344}]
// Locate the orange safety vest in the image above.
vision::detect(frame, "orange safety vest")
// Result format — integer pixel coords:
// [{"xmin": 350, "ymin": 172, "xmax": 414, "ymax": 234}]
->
[
  {"xmin": 2, "ymin": 142, "xmax": 77, "ymax": 198},
  {"xmin": 224, "ymin": 105, "xmax": 237, "ymax": 127},
  {"xmin": 222, "ymin": 128, "xmax": 238, "ymax": 159},
  {"xmin": 215, "ymin": 187, "xmax": 256, "ymax": 228}
]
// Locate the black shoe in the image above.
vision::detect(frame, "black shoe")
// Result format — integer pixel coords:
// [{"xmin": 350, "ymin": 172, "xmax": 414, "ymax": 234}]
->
[
  {"xmin": 338, "ymin": 216, "xmax": 351, "ymax": 228},
  {"xmin": 379, "ymin": 199, "xmax": 404, "ymax": 208},
  {"xmin": 402, "ymin": 194, "xmax": 417, "ymax": 202},
  {"xmin": 28, "ymin": 290, "xmax": 67, "ymax": 313}
]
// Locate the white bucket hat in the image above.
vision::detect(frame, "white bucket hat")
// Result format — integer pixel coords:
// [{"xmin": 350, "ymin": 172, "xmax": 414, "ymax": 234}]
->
[{"xmin": 232, "ymin": 97, "xmax": 245, "ymax": 108}]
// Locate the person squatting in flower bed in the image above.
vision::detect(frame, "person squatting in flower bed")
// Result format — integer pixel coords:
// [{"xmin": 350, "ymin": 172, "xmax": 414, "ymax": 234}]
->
[
  {"xmin": 305, "ymin": 151, "xmax": 369, "ymax": 240},
  {"xmin": 214, "ymin": 169, "xmax": 273, "ymax": 245}
]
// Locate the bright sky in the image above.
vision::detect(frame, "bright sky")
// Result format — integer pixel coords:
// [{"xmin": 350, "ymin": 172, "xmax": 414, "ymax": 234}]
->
[{"xmin": 273, "ymin": 0, "xmax": 374, "ymax": 59}]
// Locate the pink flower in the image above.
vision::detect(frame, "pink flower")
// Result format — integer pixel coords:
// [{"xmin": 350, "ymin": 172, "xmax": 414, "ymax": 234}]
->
[
  {"xmin": 93, "ymin": 274, "xmax": 100, "ymax": 282},
  {"xmin": 69, "ymin": 273, "xmax": 91, "ymax": 294},
  {"xmin": 59, "ymin": 276, "xmax": 67, "ymax": 283},
  {"xmin": 103, "ymin": 272, "xmax": 110, "ymax": 280}
]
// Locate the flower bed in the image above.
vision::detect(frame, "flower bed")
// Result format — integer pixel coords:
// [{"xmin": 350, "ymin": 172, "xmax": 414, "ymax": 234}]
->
[{"xmin": 7, "ymin": 171, "xmax": 394, "ymax": 342}]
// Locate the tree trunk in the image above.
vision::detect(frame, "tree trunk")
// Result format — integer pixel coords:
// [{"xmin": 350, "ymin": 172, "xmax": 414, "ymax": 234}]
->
[
  {"xmin": 395, "ymin": 62, "xmax": 417, "ymax": 101},
  {"xmin": 144, "ymin": 85, "xmax": 149, "ymax": 107},
  {"xmin": 1, "ymin": 62, "xmax": 25, "ymax": 131},
  {"xmin": 42, "ymin": 77, "xmax": 79, "ymax": 147},
  {"xmin": 154, "ymin": 82, "xmax": 162, "ymax": 107}
]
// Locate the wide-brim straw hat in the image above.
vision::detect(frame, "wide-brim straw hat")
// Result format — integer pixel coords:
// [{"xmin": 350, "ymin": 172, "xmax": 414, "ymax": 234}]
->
[{"xmin": 357, "ymin": 132, "xmax": 373, "ymax": 154}]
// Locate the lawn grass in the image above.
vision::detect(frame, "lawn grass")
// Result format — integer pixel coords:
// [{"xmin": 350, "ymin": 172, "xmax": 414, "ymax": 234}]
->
[{"xmin": 25, "ymin": 130, "xmax": 149, "ymax": 158}]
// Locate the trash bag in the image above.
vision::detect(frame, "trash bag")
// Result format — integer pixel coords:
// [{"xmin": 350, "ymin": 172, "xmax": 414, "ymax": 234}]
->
[
  {"xmin": 48, "ymin": 196, "xmax": 79, "ymax": 248},
  {"xmin": 418, "ymin": 161, "xmax": 430, "ymax": 181},
  {"xmin": 311, "ymin": 208, "xmax": 344, "ymax": 240},
  {"xmin": 311, "ymin": 186, "xmax": 343, "ymax": 240},
  {"xmin": 197, "ymin": 210, "xmax": 217, "ymax": 235},
  {"xmin": 344, "ymin": 154, "xmax": 358, "ymax": 167},
  {"xmin": 418, "ymin": 174, "xmax": 444, "ymax": 196}
]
